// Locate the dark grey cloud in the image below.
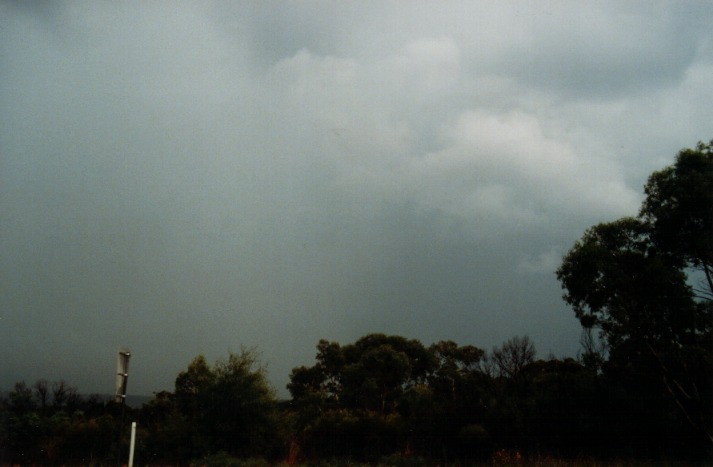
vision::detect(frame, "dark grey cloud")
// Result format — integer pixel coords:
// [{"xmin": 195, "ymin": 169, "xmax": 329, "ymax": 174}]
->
[
  {"xmin": 1, "ymin": 1, "xmax": 712, "ymax": 397},
  {"xmin": 482, "ymin": 3, "xmax": 707, "ymax": 98}
]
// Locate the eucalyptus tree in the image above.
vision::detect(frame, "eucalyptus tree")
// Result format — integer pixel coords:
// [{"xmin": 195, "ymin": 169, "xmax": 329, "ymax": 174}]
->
[{"xmin": 557, "ymin": 140, "xmax": 713, "ymax": 449}]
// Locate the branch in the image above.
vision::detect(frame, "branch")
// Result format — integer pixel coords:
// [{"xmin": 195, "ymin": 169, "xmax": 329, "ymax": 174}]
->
[
  {"xmin": 703, "ymin": 262, "xmax": 713, "ymax": 300},
  {"xmin": 646, "ymin": 343, "xmax": 713, "ymax": 446}
]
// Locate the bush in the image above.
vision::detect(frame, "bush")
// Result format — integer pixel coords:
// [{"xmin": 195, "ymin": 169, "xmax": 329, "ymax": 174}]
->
[{"xmin": 456, "ymin": 424, "xmax": 493, "ymax": 461}]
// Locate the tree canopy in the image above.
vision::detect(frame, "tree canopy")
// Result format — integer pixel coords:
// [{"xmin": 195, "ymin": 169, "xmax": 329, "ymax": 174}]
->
[
  {"xmin": 557, "ymin": 140, "xmax": 713, "ymax": 447},
  {"xmin": 641, "ymin": 140, "xmax": 713, "ymax": 290},
  {"xmin": 174, "ymin": 348, "xmax": 281, "ymax": 460}
]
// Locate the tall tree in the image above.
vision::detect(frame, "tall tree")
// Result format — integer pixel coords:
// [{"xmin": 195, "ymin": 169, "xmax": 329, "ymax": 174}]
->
[
  {"xmin": 172, "ymin": 349, "xmax": 281, "ymax": 460},
  {"xmin": 428, "ymin": 340, "xmax": 485, "ymax": 401},
  {"xmin": 557, "ymin": 140, "xmax": 713, "ymax": 449},
  {"xmin": 640, "ymin": 140, "xmax": 713, "ymax": 298},
  {"xmin": 289, "ymin": 334, "xmax": 434, "ymax": 414},
  {"xmin": 288, "ymin": 334, "xmax": 494, "ymax": 462},
  {"xmin": 33, "ymin": 380, "xmax": 49, "ymax": 412}
]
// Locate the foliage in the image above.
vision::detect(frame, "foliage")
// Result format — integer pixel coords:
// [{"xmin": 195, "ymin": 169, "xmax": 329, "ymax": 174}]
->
[
  {"xmin": 143, "ymin": 348, "xmax": 283, "ymax": 462},
  {"xmin": 288, "ymin": 334, "xmax": 436, "ymax": 415},
  {"xmin": 3, "ymin": 334, "xmax": 710, "ymax": 464},
  {"xmin": 288, "ymin": 334, "xmax": 496, "ymax": 462},
  {"xmin": 557, "ymin": 140, "xmax": 713, "ymax": 451},
  {"xmin": 0, "ymin": 380, "xmax": 117, "ymax": 464},
  {"xmin": 640, "ymin": 140, "xmax": 713, "ymax": 289}
]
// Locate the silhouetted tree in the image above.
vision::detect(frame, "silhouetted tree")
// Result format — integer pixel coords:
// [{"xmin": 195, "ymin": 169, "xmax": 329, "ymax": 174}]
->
[
  {"xmin": 288, "ymin": 334, "xmax": 495, "ymax": 463},
  {"xmin": 0, "ymin": 381, "xmax": 116, "ymax": 464},
  {"xmin": 171, "ymin": 348, "xmax": 282, "ymax": 461},
  {"xmin": 557, "ymin": 140, "xmax": 713, "ymax": 454},
  {"xmin": 490, "ymin": 335, "xmax": 536, "ymax": 380}
]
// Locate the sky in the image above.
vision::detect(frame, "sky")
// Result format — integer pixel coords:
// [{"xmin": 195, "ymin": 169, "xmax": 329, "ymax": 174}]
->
[{"xmin": 2, "ymin": 1, "xmax": 712, "ymax": 399}]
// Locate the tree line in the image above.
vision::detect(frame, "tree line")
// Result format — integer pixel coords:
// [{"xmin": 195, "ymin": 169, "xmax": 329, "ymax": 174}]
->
[{"xmin": 1, "ymin": 141, "xmax": 711, "ymax": 465}]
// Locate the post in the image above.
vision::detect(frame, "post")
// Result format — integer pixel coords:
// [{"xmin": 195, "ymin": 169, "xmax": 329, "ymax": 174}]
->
[
  {"xmin": 114, "ymin": 348, "xmax": 131, "ymax": 466},
  {"xmin": 115, "ymin": 349, "xmax": 131, "ymax": 403},
  {"xmin": 128, "ymin": 421, "xmax": 137, "ymax": 467}
]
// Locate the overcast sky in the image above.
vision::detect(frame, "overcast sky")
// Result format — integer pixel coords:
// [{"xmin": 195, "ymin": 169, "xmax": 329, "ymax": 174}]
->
[{"xmin": 2, "ymin": 1, "xmax": 712, "ymax": 398}]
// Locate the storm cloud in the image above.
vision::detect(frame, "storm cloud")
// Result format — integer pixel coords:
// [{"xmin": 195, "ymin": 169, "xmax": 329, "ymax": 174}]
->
[{"xmin": 2, "ymin": 1, "xmax": 712, "ymax": 397}]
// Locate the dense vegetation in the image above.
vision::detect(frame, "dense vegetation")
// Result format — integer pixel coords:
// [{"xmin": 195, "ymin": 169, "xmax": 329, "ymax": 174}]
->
[{"xmin": 1, "ymin": 141, "xmax": 711, "ymax": 465}]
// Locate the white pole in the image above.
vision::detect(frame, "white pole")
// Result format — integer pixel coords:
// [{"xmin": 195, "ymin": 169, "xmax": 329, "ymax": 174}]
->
[{"xmin": 128, "ymin": 421, "xmax": 136, "ymax": 467}]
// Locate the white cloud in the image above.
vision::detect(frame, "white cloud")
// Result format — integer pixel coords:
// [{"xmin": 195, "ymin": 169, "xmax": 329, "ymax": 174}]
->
[{"xmin": 397, "ymin": 110, "xmax": 640, "ymax": 236}]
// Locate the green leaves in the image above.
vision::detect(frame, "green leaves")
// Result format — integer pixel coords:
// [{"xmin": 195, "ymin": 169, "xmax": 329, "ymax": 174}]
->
[{"xmin": 171, "ymin": 349, "xmax": 280, "ymax": 460}]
